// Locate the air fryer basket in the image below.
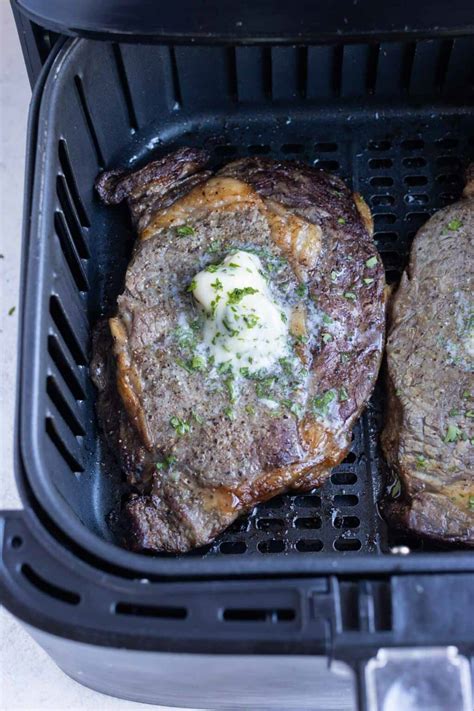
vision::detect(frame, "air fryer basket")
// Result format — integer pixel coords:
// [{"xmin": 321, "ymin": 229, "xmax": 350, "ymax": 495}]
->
[{"xmin": 14, "ymin": 35, "xmax": 474, "ymax": 578}]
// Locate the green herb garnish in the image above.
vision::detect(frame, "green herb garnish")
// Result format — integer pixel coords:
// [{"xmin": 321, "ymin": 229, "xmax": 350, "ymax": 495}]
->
[
  {"xmin": 322, "ymin": 333, "xmax": 332, "ymax": 344},
  {"xmin": 337, "ymin": 217, "xmax": 346, "ymax": 225},
  {"xmin": 338, "ymin": 386, "xmax": 348, "ymax": 402},
  {"xmin": 211, "ymin": 278, "xmax": 223, "ymax": 291},
  {"xmin": 444, "ymin": 424, "xmax": 462, "ymax": 443},
  {"xmin": 322, "ymin": 313, "xmax": 333, "ymax": 325},
  {"xmin": 239, "ymin": 366, "xmax": 250, "ymax": 377},
  {"xmin": 225, "ymin": 377, "xmax": 237, "ymax": 403},
  {"xmin": 280, "ymin": 311, "xmax": 288, "ymax": 323},
  {"xmin": 312, "ymin": 389, "xmax": 336, "ymax": 416},
  {"xmin": 8, "ymin": 306, "xmax": 15, "ymax": 316},
  {"xmin": 363, "ymin": 278, "xmax": 374, "ymax": 286},
  {"xmin": 176, "ymin": 224, "xmax": 195, "ymax": 236},
  {"xmin": 243, "ymin": 313, "xmax": 259, "ymax": 329},
  {"xmin": 224, "ymin": 406, "xmax": 235, "ymax": 420},
  {"xmin": 469, "ymin": 496, "xmax": 474, "ymax": 511},
  {"xmin": 416, "ymin": 455, "xmax": 427, "ymax": 469},
  {"xmin": 187, "ymin": 279, "xmax": 197, "ymax": 293},
  {"xmin": 466, "ymin": 410, "xmax": 474, "ymax": 418},
  {"xmin": 296, "ymin": 283, "xmax": 308, "ymax": 298},
  {"xmin": 447, "ymin": 219, "xmax": 462, "ymax": 231},
  {"xmin": 156, "ymin": 454, "xmax": 177, "ymax": 471},
  {"xmin": 294, "ymin": 334, "xmax": 308, "ymax": 345},
  {"xmin": 365, "ymin": 256, "xmax": 378, "ymax": 268},
  {"xmin": 245, "ymin": 404, "xmax": 256, "ymax": 415},
  {"xmin": 191, "ymin": 355, "xmax": 206, "ymax": 371},
  {"xmin": 175, "ymin": 357, "xmax": 194, "ymax": 373},
  {"xmin": 217, "ymin": 361, "xmax": 233, "ymax": 375},
  {"xmin": 340, "ymin": 352, "xmax": 350, "ymax": 365},
  {"xmin": 170, "ymin": 416, "xmax": 191, "ymax": 436},
  {"xmin": 207, "ymin": 240, "xmax": 222, "ymax": 253},
  {"xmin": 205, "ymin": 264, "xmax": 219, "ymax": 273},
  {"xmin": 344, "ymin": 291, "xmax": 356, "ymax": 301},
  {"xmin": 192, "ymin": 411, "xmax": 204, "ymax": 424},
  {"xmin": 281, "ymin": 399, "xmax": 304, "ymax": 419},
  {"xmin": 255, "ymin": 377, "xmax": 276, "ymax": 399},
  {"xmin": 227, "ymin": 287, "xmax": 259, "ymax": 304}
]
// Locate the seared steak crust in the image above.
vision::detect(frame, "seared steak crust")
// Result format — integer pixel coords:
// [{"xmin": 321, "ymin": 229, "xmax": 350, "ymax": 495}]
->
[
  {"xmin": 381, "ymin": 180, "xmax": 474, "ymax": 545},
  {"xmin": 92, "ymin": 149, "xmax": 385, "ymax": 552}
]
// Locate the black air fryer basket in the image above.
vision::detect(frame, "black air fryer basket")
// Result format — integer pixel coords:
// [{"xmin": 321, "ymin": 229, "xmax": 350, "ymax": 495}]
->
[{"xmin": 2, "ymin": 2, "xmax": 474, "ymax": 709}]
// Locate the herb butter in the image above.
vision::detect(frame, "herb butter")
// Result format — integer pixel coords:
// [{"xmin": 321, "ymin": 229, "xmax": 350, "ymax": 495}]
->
[{"xmin": 191, "ymin": 250, "xmax": 289, "ymax": 371}]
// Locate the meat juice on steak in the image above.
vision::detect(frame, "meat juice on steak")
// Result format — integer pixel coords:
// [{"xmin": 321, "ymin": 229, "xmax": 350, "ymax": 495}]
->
[{"xmin": 92, "ymin": 148, "xmax": 385, "ymax": 552}]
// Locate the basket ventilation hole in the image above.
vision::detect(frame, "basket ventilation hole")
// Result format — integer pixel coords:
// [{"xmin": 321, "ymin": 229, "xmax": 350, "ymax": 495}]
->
[
  {"xmin": 49, "ymin": 295, "xmax": 87, "ymax": 366},
  {"xmin": 115, "ymin": 603, "xmax": 187, "ymax": 619},
  {"xmin": 21, "ymin": 564, "xmax": 81, "ymax": 605},
  {"xmin": 48, "ymin": 335, "xmax": 85, "ymax": 401},
  {"xmin": 295, "ymin": 539, "xmax": 323, "ymax": 552},
  {"xmin": 334, "ymin": 537, "xmax": 362, "ymax": 551},
  {"xmin": 222, "ymin": 608, "xmax": 295, "ymax": 622}
]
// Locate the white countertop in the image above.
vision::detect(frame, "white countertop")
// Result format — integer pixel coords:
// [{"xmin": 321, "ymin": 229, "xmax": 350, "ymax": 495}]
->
[{"xmin": 0, "ymin": 6, "xmax": 189, "ymax": 710}]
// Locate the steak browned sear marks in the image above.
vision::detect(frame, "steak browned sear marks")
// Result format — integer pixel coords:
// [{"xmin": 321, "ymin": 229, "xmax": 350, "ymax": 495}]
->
[
  {"xmin": 381, "ymin": 172, "xmax": 474, "ymax": 546},
  {"xmin": 92, "ymin": 148, "xmax": 385, "ymax": 552}
]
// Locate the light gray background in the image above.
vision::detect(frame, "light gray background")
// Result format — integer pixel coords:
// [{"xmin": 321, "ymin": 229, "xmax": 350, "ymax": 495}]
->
[{"xmin": 0, "ymin": 4, "xmax": 190, "ymax": 710}]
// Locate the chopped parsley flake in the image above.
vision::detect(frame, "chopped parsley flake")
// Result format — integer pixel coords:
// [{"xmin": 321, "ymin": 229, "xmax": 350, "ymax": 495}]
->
[
  {"xmin": 363, "ymin": 278, "xmax": 374, "ymax": 286},
  {"xmin": 447, "ymin": 219, "xmax": 462, "ymax": 231},
  {"xmin": 462, "ymin": 390, "xmax": 472, "ymax": 399},
  {"xmin": 338, "ymin": 386, "xmax": 349, "ymax": 402},
  {"xmin": 243, "ymin": 313, "xmax": 259, "ymax": 329},
  {"xmin": 344, "ymin": 291, "xmax": 356, "ymax": 301},
  {"xmin": 281, "ymin": 399, "xmax": 304, "ymax": 419},
  {"xmin": 294, "ymin": 334, "xmax": 308, "ymax": 344},
  {"xmin": 176, "ymin": 224, "xmax": 194, "ymax": 236},
  {"xmin": 365, "ymin": 256, "xmax": 378, "ymax": 268},
  {"xmin": 223, "ymin": 317, "xmax": 239, "ymax": 336},
  {"xmin": 210, "ymin": 294, "xmax": 221, "ymax": 316},
  {"xmin": 210, "ymin": 278, "xmax": 223, "ymax": 291},
  {"xmin": 187, "ymin": 279, "xmax": 197, "ymax": 293},
  {"xmin": 340, "ymin": 352, "xmax": 350, "ymax": 364},
  {"xmin": 8, "ymin": 306, "xmax": 15, "ymax": 316},
  {"xmin": 227, "ymin": 262, "xmax": 240, "ymax": 268},
  {"xmin": 217, "ymin": 361, "xmax": 233, "ymax": 375},
  {"xmin": 280, "ymin": 311, "xmax": 288, "ymax": 323},
  {"xmin": 156, "ymin": 454, "xmax": 177, "ymax": 470},
  {"xmin": 225, "ymin": 377, "xmax": 237, "ymax": 403},
  {"xmin": 255, "ymin": 377, "xmax": 276, "ymax": 399},
  {"xmin": 192, "ymin": 411, "xmax": 204, "ymax": 424},
  {"xmin": 224, "ymin": 406, "xmax": 235, "ymax": 420},
  {"xmin": 205, "ymin": 264, "xmax": 219, "ymax": 273},
  {"xmin": 312, "ymin": 389, "xmax": 336, "ymax": 416},
  {"xmin": 449, "ymin": 408, "xmax": 460, "ymax": 417},
  {"xmin": 245, "ymin": 404, "xmax": 256, "ymax": 415},
  {"xmin": 239, "ymin": 366, "xmax": 250, "ymax": 377},
  {"xmin": 296, "ymin": 283, "xmax": 308, "ymax": 298},
  {"xmin": 322, "ymin": 332, "xmax": 332, "ymax": 344},
  {"xmin": 191, "ymin": 355, "xmax": 206, "ymax": 371},
  {"xmin": 416, "ymin": 455, "xmax": 427, "ymax": 469},
  {"xmin": 175, "ymin": 357, "xmax": 194, "ymax": 373},
  {"xmin": 170, "ymin": 416, "xmax": 191, "ymax": 436},
  {"xmin": 337, "ymin": 217, "xmax": 346, "ymax": 225},
  {"xmin": 322, "ymin": 313, "xmax": 333, "ymax": 325},
  {"xmin": 466, "ymin": 410, "xmax": 474, "ymax": 418},
  {"xmin": 469, "ymin": 496, "xmax": 474, "ymax": 511},
  {"xmin": 227, "ymin": 287, "xmax": 259, "ymax": 304},
  {"xmin": 444, "ymin": 424, "xmax": 462, "ymax": 443},
  {"xmin": 207, "ymin": 240, "xmax": 222, "ymax": 253}
]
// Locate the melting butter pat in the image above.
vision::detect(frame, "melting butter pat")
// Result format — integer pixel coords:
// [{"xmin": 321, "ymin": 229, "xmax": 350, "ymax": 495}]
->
[{"xmin": 191, "ymin": 250, "xmax": 289, "ymax": 371}]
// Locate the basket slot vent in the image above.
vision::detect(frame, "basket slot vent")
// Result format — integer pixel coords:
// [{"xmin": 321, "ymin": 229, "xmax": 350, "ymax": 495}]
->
[
  {"xmin": 333, "ymin": 494, "xmax": 359, "ymax": 507},
  {"xmin": 271, "ymin": 46, "xmax": 306, "ymax": 101},
  {"xmin": 295, "ymin": 539, "xmax": 324, "ymax": 552},
  {"xmin": 234, "ymin": 47, "xmax": 269, "ymax": 103},
  {"xmin": 219, "ymin": 541, "xmax": 247, "ymax": 554},
  {"xmin": 409, "ymin": 40, "xmax": 441, "ymax": 95},
  {"xmin": 222, "ymin": 608, "xmax": 295, "ymax": 623},
  {"xmin": 56, "ymin": 176, "xmax": 89, "ymax": 259},
  {"xmin": 74, "ymin": 75, "xmax": 105, "ymax": 167},
  {"xmin": 48, "ymin": 334, "xmax": 85, "ymax": 401},
  {"xmin": 402, "ymin": 156, "xmax": 426, "ymax": 169},
  {"xmin": 334, "ymin": 516, "xmax": 360, "ymax": 529},
  {"xmin": 341, "ymin": 43, "xmax": 372, "ymax": 98},
  {"xmin": 21, "ymin": 564, "xmax": 80, "ymax": 605},
  {"xmin": 45, "ymin": 417, "xmax": 84, "ymax": 473},
  {"xmin": 331, "ymin": 471, "xmax": 357, "ymax": 485},
  {"xmin": 306, "ymin": 45, "xmax": 336, "ymax": 99},
  {"xmin": 444, "ymin": 37, "xmax": 474, "ymax": 95},
  {"xmin": 256, "ymin": 518, "xmax": 285, "ymax": 532},
  {"xmin": 374, "ymin": 42, "xmax": 408, "ymax": 95},
  {"xmin": 111, "ymin": 43, "xmax": 138, "ymax": 131},
  {"xmin": 294, "ymin": 494, "xmax": 321, "ymax": 508},
  {"xmin": 294, "ymin": 517, "xmax": 322, "ymax": 530},
  {"xmin": 173, "ymin": 46, "xmax": 236, "ymax": 109},
  {"xmin": 49, "ymin": 295, "xmax": 87, "ymax": 366},
  {"xmin": 115, "ymin": 603, "xmax": 187, "ymax": 619},
  {"xmin": 54, "ymin": 211, "xmax": 89, "ymax": 293},
  {"xmin": 334, "ymin": 537, "xmax": 362, "ymax": 551},
  {"xmin": 314, "ymin": 159, "xmax": 339, "ymax": 171},
  {"xmin": 58, "ymin": 140, "xmax": 90, "ymax": 227},
  {"xmin": 46, "ymin": 401, "xmax": 84, "ymax": 471},
  {"xmin": 374, "ymin": 213, "xmax": 397, "ymax": 226},
  {"xmin": 258, "ymin": 539, "xmax": 285, "ymax": 554},
  {"xmin": 46, "ymin": 374, "xmax": 84, "ymax": 437}
]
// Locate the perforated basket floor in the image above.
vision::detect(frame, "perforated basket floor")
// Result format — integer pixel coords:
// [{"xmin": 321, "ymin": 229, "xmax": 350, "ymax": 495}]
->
[{"xmin": 19, "ymin": 37, "xmax": 474, "ymax": 567}]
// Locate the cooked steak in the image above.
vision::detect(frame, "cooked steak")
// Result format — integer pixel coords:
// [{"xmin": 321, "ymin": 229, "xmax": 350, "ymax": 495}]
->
[
  {"xmin": 381, "ymin": 172, "xmax": 474, "ymax": 545},
  {"xmin": 93, "ymin": 148, "xmax": 385, "ymax": 552}
]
